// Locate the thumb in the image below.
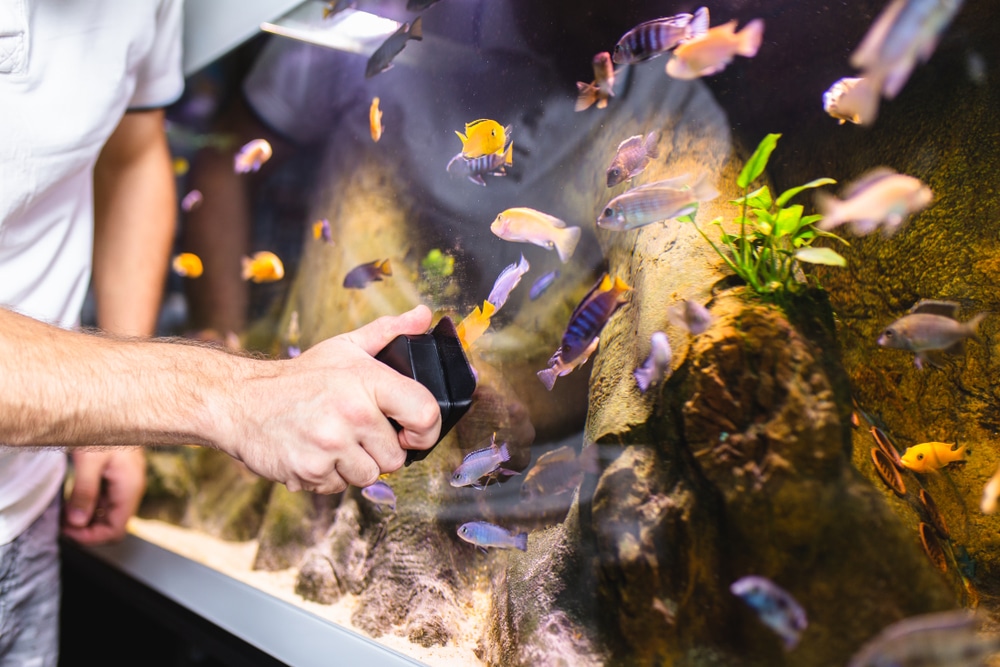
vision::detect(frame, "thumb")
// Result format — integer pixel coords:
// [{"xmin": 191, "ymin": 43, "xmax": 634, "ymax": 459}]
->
[
  {"xmin": 342, "ymin": 305, "xmax": 432, "ymax": 356},
  {"xmin": 66, "ymin": 451, "xmax": 107, "ymax": 527}
]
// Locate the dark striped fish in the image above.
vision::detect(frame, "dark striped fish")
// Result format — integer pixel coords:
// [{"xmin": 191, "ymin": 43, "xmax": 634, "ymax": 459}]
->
[
  {"xmin": 612, "ymin": 7, "xmax": 709, "ymax": 65},
  {"xmin": 446, "ymin": 141, "xmax": 512, "ymax": 186},
  {"xmin": 554, "ymin": 274, "xmax": 631, "ymax": 366}
]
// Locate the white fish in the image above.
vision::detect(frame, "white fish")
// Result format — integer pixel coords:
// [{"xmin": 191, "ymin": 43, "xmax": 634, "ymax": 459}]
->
[
  {"xmin": 634, "ymin": 331, "xmax": 672, "ymax": 393},
  {"xmin": 537, "ymin": 337, "xmax": 600, "ymax": 391},
  {"xmin": 731, "ymin": 576, "xmax": 808, "ymax": 651},
  {"xmin": 981, "ymin": 464, "xmax": 1000, "ymax": 514},
  {"xmin": 816, "ymin": 168, "xmax": 932, "ymax": 236},
  {"xmin": 665, "ymin": 19, "xmax": 764, "ymax": 80},
  {"xmin": 487, "ymin": 255, "xmax": 530, "ymax": 312},
  {"xmin": 180, "ymin": 190, "xmax": 203, "ymax": 212},
  {"xmin": 847, "ymin": 610, "xmax": 1000, "ymax": 667},
  {"xmin": 490, "ymin": 208, "xmax": 582, "ymax": 263},
  {"xmin": 233, "ymin": 139, "xmax": 272, "ymax": 174},
  {"xmin": 598, "ymin": 173, "xmax": 719, "ymax": 231},
  {"xmin": 668, "ymin": 299, "xmax": 714, "ymax": 335},
  {"xmin": 823, "ymin": 77, "xmax": 880, "ymax": 126}
]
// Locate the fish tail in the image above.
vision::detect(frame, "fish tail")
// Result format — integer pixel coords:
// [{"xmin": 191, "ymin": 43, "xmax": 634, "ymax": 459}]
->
[
  {"xmin": 241, "ymin": 256, "xmax": 253, "ymax": 281},
  {"xmin": 689, "ymin": 172, "xmax": 720, "ymax": 203},
  {"xmin": 634, "ymin": 366, "xmax": 653, "ymax": 393},
  {"xmin": 575, "ymin": 82, "xmax": 598, "ymax": 112},
  {"xmin": 966, "ymin": 312, "xmax": 988, "ymax": 340},
  {"xmin": 379, "ymin": 259, "xmax": 393, "ymax": 276},
  {"xmin": 537, "ymin": 367, "xmax": 559, "ymax": 391},
  {"xmin": 514, "ymin": 532, "xmax": 528, "ymax": 552},
  {"xmin": 555, "ymin": 226, "xmax": 582, "ymax": 263},
  {"xmin": 643, "ymin": 131, "xmax": 661, "ymax": 160},
  {"xmin": 596, "ymin": 97, "xmax": 609, "ymax": 109},
  {"xmin": 736, "ymin": 19, "xmax": 765, "ymax": 58},
  {"xmin": 408, "ymin": 16, "xmax": 423, "ymax": 41},
  {"xmin": 814, "ymin": 191, "xmax": 843, "ymax": 231},
  {"xmin": 503, "ymin": 142, "xmax": 513, "ymax": 167}
]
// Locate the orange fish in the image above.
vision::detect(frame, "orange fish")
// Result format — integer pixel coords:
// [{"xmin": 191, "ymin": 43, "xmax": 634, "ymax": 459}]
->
[
  {"xmin": 241, "ymin": 251, "xmax": 284, "ymax": 283},
  {"xmin": 665, "ymin": 19, "xmax": 764, "ymax": 80},
  {"xmin": 172, "ymin": 253, "xmax": 203, "ymax": 278},
  {"xmin": 370, "ymin": 97, "xmax": 383, "ymax": 143},
  {"xmin": 312, "ymin": 219, "xmax": 332, "ymax": 244},
  {"xmin": 233, "ymin": 139, "xmax": 273, "ymax": 174},
  {"xmin": 456, "ymin": 301, "xmax": 496, "ymax": 350},
  {"xmin": 575, "ymin": 52, "xmax": 616, "ymax": 112}
]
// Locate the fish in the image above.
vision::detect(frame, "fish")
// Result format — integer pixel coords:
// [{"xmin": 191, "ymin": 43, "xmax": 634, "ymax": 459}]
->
[
  {"xmin": 847, "ymin": 609, "xmax": 1000, "ymax": 667},
  {"xmin": 634, "ymin": 331, "xmax": 672, "ymax": 393},
  {"xmin": 361, "ymin": 480, "xmax": 396, "ymax": 512},
  {"xmin": 529, "ymin": 270, "xmax": 559, "ymax": 300},
  {"xmin": 456, "ymin": 301, "xmax": 496, "ymax": 349},
  {"xmin": 457, "ymin": 521, "xmax": 528, "ymax": 552},
  {"xmin": 900, "ymin": 441, "xmax": 969, "ymax": 473},
  {"xmin": 981, "ymin": 464, "xmax": 1000, "ymax": 514},
  {"xmin": 665, "ymin": 18, "xmax": 765, "ymax": 80},
  {"xmin": 730, "ymin": 576, "xmax": 808, "ymax": 651},
  {"xmin": 850, "ymin": 0, "xmax": 966, "ymax": 104},
  {"xmin": 520, "ymin": 445, "xmax": 600, "ymax": 501},
  {"xmin": 816, "ymin": 168, "xmax": 932, "ymax": 236},
  {"xmin": 575, "ymin": 52, "xmax": 616, "ymax": 112},
  {"xmin": 871, "ymin": 447, "xmax": 906, "ymax": 497},
  {"xmin": 597, "ymin": 173, "xmax": 719, "ymax": 231},
  {"xmin": 877, "ymin": 300, "xmax": 985, "ymax": 369},
  {"xmin": 554, "ymin": 274, "xmax": 631, "ymax": 366},
  {"xmin": 612, "ymin": 7, "xmax": 709, "ymax": 64},
  {"xmin": 455, "ymin": 119, "xmax": 509, "ymax": 159},
  {"xmin": 180, "ymin": 190, "xmax": 203, "ymax": 212},
  {"xmin": 241, "ymin": 251, "xmax": 284, "ymax": 283},
  {"xmin": 446, "ymin": 141, "xmax": 513, "ymax": 186},
  {"xmin": 365, "ymin": 17, "xmax": 423, "ymax": 78},
  {"xmin": 172, "ymin": 156, "xmax": 189, "ymax": 176},
  {"xmin": 606, "ymin": 132, "xmax": 660, "ymax": 187},
  {"xmin": 369, "ymin": 97, "xmax": 383, "ymax": 142},
  {"xmin": 172, "ymin": 253, "xmax": 203, "ymax": 279},
  {"xmin": 487, "ymin": 254, "xmax": 530, "ymax": 312},
  {"xmin": 823, "ymin": 77, "xmax": 880, "ymax": 126},
  {"xmin": 323, "ymin": 0, "xmax": 356, "ymax": 19},
  {"xmin": 667, "ymin": 299, "xmax": 714, "ymax": 335},
  {"xmin": 313, "ymin": 218, "xmax": 333, "ymax": 244},
  {"xmin": 233, "ymin": 139, "xmax": 273, "ymax": 174},
  {"xmin": 343, "ymin": 259, "xmax": 392, "ymax": 289},
  {"xmin": 450, "ymin": 434, "xmax": 519, "ymax": 489},
  {"xmin": 490, "ymin": 207, "xmax": 582, "ymax": 263},
  {"xmin": 537, "ymin": 338, "xmax": 599, "ymax": 391}
]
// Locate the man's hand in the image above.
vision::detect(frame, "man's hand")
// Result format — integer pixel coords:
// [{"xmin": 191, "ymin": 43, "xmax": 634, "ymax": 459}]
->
[
  {"xmin": 62, "ymin": 448, "xmax": 147, "ymax": 544},
  {"xmin": 225, "ymin": 305, "xmax": 442, "ymax": 494}
]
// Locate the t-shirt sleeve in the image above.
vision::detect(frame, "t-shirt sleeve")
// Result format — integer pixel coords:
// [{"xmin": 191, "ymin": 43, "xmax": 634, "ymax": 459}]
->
[{"xmin": 128, "ymin": 0, "xmax": 184, "ymax": 110}]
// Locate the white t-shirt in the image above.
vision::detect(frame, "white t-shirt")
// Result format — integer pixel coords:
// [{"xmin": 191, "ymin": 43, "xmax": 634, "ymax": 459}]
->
[{"xmin": 0, "ymin": 0, "xmax": 184, "ymax": 545}]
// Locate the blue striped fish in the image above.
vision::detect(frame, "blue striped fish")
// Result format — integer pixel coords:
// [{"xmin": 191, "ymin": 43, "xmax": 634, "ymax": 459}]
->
[
  {"xmin": 446, "ymin": 141, "xmax": 512, "ymax": 186},
  {"xmin": 457, "ymin": 521, "xmax": 528, "ymax": 552},
  {"xmin": 612, "ymin": 7, "xmax": 709, "ymax": 65},
  {"xmin": 554, "ymin": 274, "xmax": 631, "ymax": 367}
]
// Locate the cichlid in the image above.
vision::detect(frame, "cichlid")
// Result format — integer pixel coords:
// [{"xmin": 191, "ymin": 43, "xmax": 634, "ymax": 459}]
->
[
  {"xmin": 369, "ymin": 97, "xmax": 383, "ymax": 142},
  {"xmin": 981, "ymin": 464, "xmax": 1000, "ymax": 514},
  {"xmin": 233, "ymin": 139, "xmax": 273, "ymax": 174},
  {"xmin": 490, "ymin": 208, "xmax": 582, "ymax": 264},
  {"xmin": 634, "ymin": 331, "xmax": 672, "ymax": 394},
  {"xmin": 529, "ymin": 270, "xmax": 559, "ymax": 301},
  {"xmin": 537, "ymin": 337, "xmax": 599, "ymax": 391},
  {"xmin": 877, "ymin": 300, "xmax": 985, "ymax": 369},
  {"xmin": 668, "ymin": 299, "xmax": 714, "ymax": 335},
  {"xmin": 241, "ymin": 251, "xmax": 284, "ymax": 283},
  {"xmin": 900, "ymin": 441, "xmax": 969, "ymax": 473},
  {"xmin": 172, "ymin": 253, "xmax": 203, "ymax": 279},
  {"xmin": 816, "ymin": 168, "xmax": 932, "ymax": 236},
  {"xmin": 606, "ymin": 132, "xmax": 660, "ymax": 187},
  {"xmin": 666, "ymin": 18, "xmax": 764, "ymax": 80},
  {"xmin": 343, "ymin": 259, "xmax": 392, "ymax": 289},
  {"xmin": 456, "ymin": 301, "xmax": 496, "ymax": 349},
  {"xmin": 575, "ymin": 52, "xmax": 616, "ymax": 112},
  {"xmin": 847, "ymin": 609, "xmax": 1000, "ymax": 667},
  {"xmin": 598, "ymin": 173, "xmax": 719, "ymax": 231},
  {"xmin": 612, "ymin": 7, "xmax": 709, "ymax": 64},
  {"xmin": 361, "ymin": 481, "xmax": 396, "ymax": 512},
  {"xmin": 313, "ymin": 218, "xmax": 333, "ymax": 244},
  {"xmin": 446, "ymin": 141, "xmax": 513, "ymax": 186},
  {"xmin": 559, "ymin": 274, "xmax": 631, "ymax": 365},
  {"xmin": 823, "ymin": 77, "xmax": 879, "ymax": 126},
  {"xmin": 455, "ymin": 119, "xmax": 509, "ymax": 159},
  {"xmin": 457, "ymin": 521, "xmax": 527, "ymax": 552},
  {"xmin": 365, "ymin": 17, "xmax": 423, "ymax": 78},
  {"xmin": 520, "ymin": 444, "xmax": 600, "ymax": 501},
  {"xmin": 450, "ymin": 434, "xmax": 518, "ymax": 489},
  {"xmin": 180, "ymin": 190, "xmax": 203, "ymax": 212},
  {"xmin": 487, "ymin": 254, "xmax": 530, "ymax": 312},
  {"xmin": 730, "ymin": 576, "xmax": 808, "ymax": 651}
]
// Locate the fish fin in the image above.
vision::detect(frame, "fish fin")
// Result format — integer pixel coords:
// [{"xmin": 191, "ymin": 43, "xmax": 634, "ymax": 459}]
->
[
  {"xmin": 497, "ymin": 468, "xmax": 520, "ymax": 477},
  {"xmin": 515, "ymin": 532, "xmax": 528, "ymax": 551},
  {"xmin": 689, "ymin": 171, "xmax": 720, "ymax": 203},
  {"xmin": 538, "ymin": 446, "xmax": 577, "ymax": 466},
  {"xmin": 455, "ymin": 130, "xmax": 467, "ymax": 144},
  {"xmin": 665, "ymin": 56, "xmax": 698, "ymax": 80},
  {"xmin": 481, "ymin": 301, "xmax": 497, "ymax": 318},
  {"xmin": 843, "ymin": 167, "xmax": 899, "ymax": 199},
  {"xmin": 688, "ymin": 6, "xmax": 710, "ymax": 39},
  {"xmin": 596, "ymin": 98, "xmax": 609, "ymax": 109},
  {"xmin": 537, "ymin": 367, "xmax": 559, "ymax": 391},
  {"xmin": 966, "ymin": 312, "xmax": 988, "ymax": 339},
  {"xmin": 634, "ymin": 174, "xmax": 691, "ymax": 190},
  {"xmin": 634, "ymin": 365, "xmax": 653, "ymax": 393},
  {"xmin": 612, "ymin": 276, "xmax": 632, "ymax": 293},
  {"xmin": 814, "ymin": 191, "xmax": 843, "ymax": 231},
  {"xmin": 643, "ymin": 131, "xmax": 661, "ymax": 160},
  {"xmin": 378, "ymin": 259, "xmax": 393, "ymax": 276},
  {"xmin": 850, "ymin": 0, "xmax": 907, "ymax": 70},
  {"xmin": 503, "ymin": 142, "xmax": 513, "ymax": 167},
  {"xmin": 736, "ymin": 19, "xmax": 765, "ymax": 58},
  {"xmin": 241, "ymin": 256, "xmax": 253, "ymax": 281},
  {"xmin": 498, "ymin": 441, "xmax": 511, "ymax": 463},
  {"xmin": 555, "ymin": 226, "xmax": 582, "ymax": 263},
  {"xmin": 408, "ymin": 16, "xmax": 424, "ymax": 40},
  {"xmin": 909, "ymin": 299, "xmax": 960, "ymax": 319},
  {"xmin": 575, "ymin": 82, "xmax": 598, "ymax": 112},
  {"xmin": 469, "ymin": 174, "xmax": 487, "ymax": 186}
]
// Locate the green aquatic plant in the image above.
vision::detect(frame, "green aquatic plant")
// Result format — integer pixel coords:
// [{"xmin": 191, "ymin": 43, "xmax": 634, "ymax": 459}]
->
[{"xmin": 682, "ymin": 133, "xmax": 847, "ymax": 301}]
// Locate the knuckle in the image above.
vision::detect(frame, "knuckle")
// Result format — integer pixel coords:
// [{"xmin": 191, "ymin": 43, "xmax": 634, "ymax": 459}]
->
[{"xmin": 415, "ymin": 398, "xmax": 440, "ymax": 431}]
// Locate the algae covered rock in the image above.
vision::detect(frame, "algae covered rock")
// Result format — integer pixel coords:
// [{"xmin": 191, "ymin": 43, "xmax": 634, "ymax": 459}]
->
[{"xmin": 253, "ymin": 485, "xmax": 339, "ymax": 571}]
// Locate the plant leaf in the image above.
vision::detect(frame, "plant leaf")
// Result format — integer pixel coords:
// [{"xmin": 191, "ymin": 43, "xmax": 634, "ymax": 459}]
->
[
  {"xmin": 812, "ymin": 229, "xmax": 851, "ymax": 246},
  {"xmin": 774, "ymin": 204, "xmax": 803, "ymax": 238},
  {"xmin": 799, "ymin": 214, "xmax": 824, "ymax": 227},
  {"xmin": 737, "ymin": 133, "xmax": 781, "ymax": 189},
  {"xmin": 676, "ymin": 213, "xmax": 696, "ymax": 224},
  {"xmin": 774, "ymin": 178, "xmax": 837, "ymax": 208},
  {"xmin": 794, "ymin": 247, "xmax": 847, "ymax": 266},
  {"xmin": 732, "ymin": 186, "xmax": 773, "ymax": 210}
]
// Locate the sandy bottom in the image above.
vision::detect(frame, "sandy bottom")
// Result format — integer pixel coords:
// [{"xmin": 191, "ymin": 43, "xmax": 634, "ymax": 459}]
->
[{"xmin": 129, "ymin": 518, "xmax": 486, "ymax": 667}]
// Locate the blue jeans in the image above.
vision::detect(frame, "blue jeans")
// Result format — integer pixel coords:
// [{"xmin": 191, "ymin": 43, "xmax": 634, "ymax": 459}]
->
[{"xmin": 0, "ymin": 495, "xmax": 60, "ymax": 667}]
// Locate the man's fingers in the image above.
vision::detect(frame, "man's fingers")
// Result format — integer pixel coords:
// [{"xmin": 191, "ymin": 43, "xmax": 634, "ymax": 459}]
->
[
  {"xmin": 371, "ymin": 370, "xmax": 441, "ymax": 452},
  {"xmin": 341, "ymin": 305, "xmax": 432, "ymax": 356},
  {"xmin": 65, "ymin": 451, "xmax": 107, "ymax": 528},
  {"xmin": 360, "ymin": 417, "xmax": 409, "ymax": 473}
]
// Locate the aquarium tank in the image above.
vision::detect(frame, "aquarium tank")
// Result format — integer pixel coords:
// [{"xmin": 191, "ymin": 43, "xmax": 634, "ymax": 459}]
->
[{"xmin": 142, "ymin": 0, "xmax": 1000, "ymax": 664}]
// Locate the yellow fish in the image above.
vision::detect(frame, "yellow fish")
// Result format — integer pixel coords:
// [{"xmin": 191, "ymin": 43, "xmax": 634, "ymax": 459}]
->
[
  {"xmin": 665, "ymin": 19, "xmax": 764, "ymax": 80},
  {"xmin": 455, "ymin": 119, "xmax": 507, "ymax": 158},
  {"xmin": 241, "ymin": 251, "xmax": 285, "ymax": 283},
  {"xmin": 172, "ymin": 253, "xmax": 203, "ymax": 278},
  {"xmin": 456, "ymin": 301, "xmax": 496, "ymax": 350},
  {"xmin": 172, "ymin": 156, "xmax": 190, "ymax": 176},
  {"xmin": 370, "ymin": 97, "xmax": 383, "ymax": 143},
  {"xmin": 490, "ymin": 207, "xmax": 582, "ymax": 263},
  {"xmin": 900, "ymin": 441, "xmax": 969, "ymax": 474}
]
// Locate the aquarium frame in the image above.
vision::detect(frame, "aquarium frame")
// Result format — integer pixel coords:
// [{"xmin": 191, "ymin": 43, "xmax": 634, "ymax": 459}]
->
[{"xmin": 77, "ymin": 534, "xmax": 427, "ymax": 667}]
